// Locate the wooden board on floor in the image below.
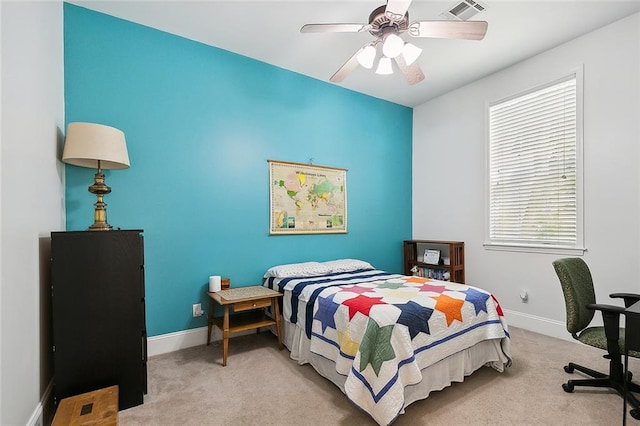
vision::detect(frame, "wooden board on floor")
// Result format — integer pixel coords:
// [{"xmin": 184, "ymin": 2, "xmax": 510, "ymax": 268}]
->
[{"xmin": 52, "ymin": 385, "xmax": 118, "ymax": 426}]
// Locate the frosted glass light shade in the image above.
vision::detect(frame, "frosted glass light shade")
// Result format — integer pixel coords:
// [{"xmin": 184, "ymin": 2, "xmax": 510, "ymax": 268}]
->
[
  {"xmin": 402, "ymin": 43, "xmax": 423, "ymax": 66},
  {"xmin": 63, "ymin": 122, "xmax": 130, "ymax": 170},
  {"xmin": 382, "ymin": 33, "xmax": 404, "ymax": 58},
  {"xmin": 356, "ymin": 45, "xmax": 376, "ymax": 69},
  {"xmin": 375, "ymin": 56, "xmax": 394, "ymax": 75}
]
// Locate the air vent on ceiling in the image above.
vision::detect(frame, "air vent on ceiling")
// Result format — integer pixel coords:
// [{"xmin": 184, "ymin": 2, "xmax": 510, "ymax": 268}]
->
[{"xmin": 443, "ymin": 0, "xmax": 487, "ymax": 21}]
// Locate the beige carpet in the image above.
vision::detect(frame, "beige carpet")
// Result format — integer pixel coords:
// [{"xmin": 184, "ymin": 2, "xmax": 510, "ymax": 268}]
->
[{"xmin": 119, "ymin": 327, "xmax": 640, "ymax": 425}]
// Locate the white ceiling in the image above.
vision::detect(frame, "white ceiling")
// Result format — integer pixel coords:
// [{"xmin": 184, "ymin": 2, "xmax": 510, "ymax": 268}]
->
[{"xmin": 69, "ymin": 0, "xmax": 640, "ymax": 107}]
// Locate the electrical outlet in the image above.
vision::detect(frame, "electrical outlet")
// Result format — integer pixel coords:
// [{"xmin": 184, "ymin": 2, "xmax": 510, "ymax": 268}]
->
[{"xmin": 192, "ymin": 303, "xmax": 203, "ymax": 317}]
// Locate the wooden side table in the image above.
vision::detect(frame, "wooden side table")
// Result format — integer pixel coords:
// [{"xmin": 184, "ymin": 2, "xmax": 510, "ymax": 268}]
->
[{"xmin": 206, "ymin": 286, "xmax": 283, "ymax": 366}]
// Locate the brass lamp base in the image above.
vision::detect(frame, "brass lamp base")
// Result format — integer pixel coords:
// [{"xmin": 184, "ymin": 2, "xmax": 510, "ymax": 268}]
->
[{"xmin": 88, "ymin": 170, "xmax": 113, "ymax": 231}]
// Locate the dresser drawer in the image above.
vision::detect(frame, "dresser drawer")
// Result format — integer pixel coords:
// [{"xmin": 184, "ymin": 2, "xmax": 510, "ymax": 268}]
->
[{"xmin": 233, "ymin": 298, "xmax": 272, "ymax": 312}]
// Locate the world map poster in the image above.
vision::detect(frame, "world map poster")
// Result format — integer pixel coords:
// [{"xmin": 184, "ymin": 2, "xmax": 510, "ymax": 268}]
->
[{"xmin": 269, "ymin": 160, "xmax": 347, "ymax": 234}]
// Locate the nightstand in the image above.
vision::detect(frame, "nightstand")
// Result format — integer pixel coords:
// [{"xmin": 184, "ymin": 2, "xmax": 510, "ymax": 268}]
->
[{"xmin": 206, "ymin": 286, "xmax": 283, "ymax": 366}]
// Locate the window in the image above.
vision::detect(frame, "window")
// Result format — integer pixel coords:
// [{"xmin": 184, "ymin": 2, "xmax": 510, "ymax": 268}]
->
[{"xmin": 486, "ymin": 73, "xmax": 584, "ymax": 254}]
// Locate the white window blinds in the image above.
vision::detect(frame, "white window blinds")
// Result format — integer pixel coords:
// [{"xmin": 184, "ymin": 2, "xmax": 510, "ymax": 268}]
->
[{"xmin": 489, "ymin": 75, "xmax": 577, "ymax": 247}]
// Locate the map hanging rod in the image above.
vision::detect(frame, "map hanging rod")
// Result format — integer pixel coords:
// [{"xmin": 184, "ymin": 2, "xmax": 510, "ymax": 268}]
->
[{"xmin": 267, "ymin": 159, "xmax": 347, "ymax": 172}]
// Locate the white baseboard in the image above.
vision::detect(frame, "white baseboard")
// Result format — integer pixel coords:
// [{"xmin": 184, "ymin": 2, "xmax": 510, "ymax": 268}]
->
[
  {"xmin": 147, "ymin": 326, "xmax": 213, "ymax": 357},
  {"xmin": 27, "ymin": 380, "xmax": 52, "ymax": 426},
  {"xmin": 147, "ymin": 325, "xmax": 263, "ymax": 357},
  {"xmin": 503, "ymin": 308, "xmax": 573, "ymax": 342},
  {"xmin": 27, "ymin": 402, "xmax": 43, "ymax": 426},
  {"xmin": 148, "ymin": 311, "xmax": 573, "ymax": 358}
]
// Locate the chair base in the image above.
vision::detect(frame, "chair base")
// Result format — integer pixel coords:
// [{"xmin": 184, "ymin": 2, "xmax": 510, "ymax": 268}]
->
[{"xmin": 563, "ymin": 362, "xmax": 640, "ymax": 420}]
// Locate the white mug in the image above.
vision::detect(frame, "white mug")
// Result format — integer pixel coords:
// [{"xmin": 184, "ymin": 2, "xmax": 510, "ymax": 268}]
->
[{"xmin": 209, "ymin": 275, "xmax": 221, "ymax": 292}]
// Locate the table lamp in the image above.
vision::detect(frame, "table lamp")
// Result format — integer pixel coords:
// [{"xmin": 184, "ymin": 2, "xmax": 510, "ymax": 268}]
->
[{"xmin": 62, "ymin": 122, "xmax": 130, "ymax": 231}]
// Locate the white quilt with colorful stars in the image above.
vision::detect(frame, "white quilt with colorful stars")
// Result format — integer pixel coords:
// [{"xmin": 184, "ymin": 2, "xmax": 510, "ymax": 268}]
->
[{"xmin": 264, "ymin": 269, "xmax": 511, "ymax": 426}]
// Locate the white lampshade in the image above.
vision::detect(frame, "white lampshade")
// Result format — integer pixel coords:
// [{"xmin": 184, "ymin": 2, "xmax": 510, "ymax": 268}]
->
[
  {"xmin": 375, "ymin": 56, "xmax": 394, "ymax": 75},
  {"xmin": 382, "ymin": 33, "xmax": 404, "ymax": 59},
  {"xmin": 356, "ymin": 45, "xmax": 377, "ymax": 69},
  {"xmin": 63, "ymin": 122, "xmax": 130, "ymax": 170},
  {"xmin": 402, "ymin": 42, "xmax": 423, "ymax": 66}
]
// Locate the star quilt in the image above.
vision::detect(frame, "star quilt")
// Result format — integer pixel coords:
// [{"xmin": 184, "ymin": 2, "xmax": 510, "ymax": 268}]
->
[{"xmin": 264, "ymin": 269, "xmax": 511, "ymax": 425}]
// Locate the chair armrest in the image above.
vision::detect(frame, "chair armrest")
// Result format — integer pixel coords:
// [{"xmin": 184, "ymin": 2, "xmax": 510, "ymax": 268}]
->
[
  {"xmin": 588, "ymin": 303, "xmax": 625, "ymax": 356},
  {"xmin": 610, "ymin": 293, "xmax": 640, "ymax": 308},
  {"xmin": 587, "ymin": 303, "xmax": 626, "ymax": 315}
]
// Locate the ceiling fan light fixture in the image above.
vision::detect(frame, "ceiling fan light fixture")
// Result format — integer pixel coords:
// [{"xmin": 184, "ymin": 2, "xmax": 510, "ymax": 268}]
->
[
  {"xmin": 375, "ymin": 56, "xmax": 394, "ymax": 75},
  {"xmin": 382, "ymin": 33, "xmax": 404, "ymax": 58},
  {"xmin": 356, "ymin": 45, "xmax": 377, "ymax": 69},
  {"xmin": 301, "ymin": 3, "xmax": 488, "ymax": 84},
  {"xmin": 402, "ymin": 42, "xmax": 422, "ymax": 66}
]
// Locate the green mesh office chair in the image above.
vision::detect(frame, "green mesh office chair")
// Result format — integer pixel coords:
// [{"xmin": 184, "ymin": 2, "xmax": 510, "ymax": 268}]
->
[{"xmin": 553, "ymin": 258, "xmax": 640, "ymax": 419}]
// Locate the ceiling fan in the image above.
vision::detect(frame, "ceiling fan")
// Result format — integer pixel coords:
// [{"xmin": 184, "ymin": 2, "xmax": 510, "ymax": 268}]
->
[{"xmin": 300, "ymin": 0, "xmax": 488, "ymax": 85}]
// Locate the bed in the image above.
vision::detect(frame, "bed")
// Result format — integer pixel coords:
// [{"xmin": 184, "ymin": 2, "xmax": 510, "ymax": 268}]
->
[{"xmin": 262, "ymin": 259, "xmax": 512, "ymax": 425}]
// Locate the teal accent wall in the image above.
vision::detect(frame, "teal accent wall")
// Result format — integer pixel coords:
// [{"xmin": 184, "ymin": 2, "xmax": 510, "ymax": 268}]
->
[{"xmin": 64, "ymin": 3, "xmax": 412, "ymax": 336}]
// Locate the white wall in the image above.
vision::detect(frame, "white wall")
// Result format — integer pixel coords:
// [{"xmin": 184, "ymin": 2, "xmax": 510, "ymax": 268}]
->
[
  {"xmin": 1, "ymin": 1, "xmax": 65, "ymax": 424},
  {"xmin": 413, "ymin": 13, "xmax": 640, "ymax": 339}
]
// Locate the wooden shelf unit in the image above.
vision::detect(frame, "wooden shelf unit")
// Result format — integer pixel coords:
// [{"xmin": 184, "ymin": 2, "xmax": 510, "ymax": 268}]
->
[{"xmin": 403, "ymin": 240, "xmax": 465, "ymax": 283}]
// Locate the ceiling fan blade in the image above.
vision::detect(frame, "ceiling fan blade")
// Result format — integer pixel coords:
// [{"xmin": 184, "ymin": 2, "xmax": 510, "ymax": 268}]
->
[
  {"xmin": 408, "ymin": 20, "xmax": 488, "ymax": 40},
  {"xmin": 385, "ymin": 0, "xmax": 412, "ymax": 20},
  {"xmin": 394, "ymin": 55, "xmax": 425, "ymax": 85},
  {"xmin": 300, "ymin": 23, "xmax": 370, "ymax": 33},
  {"xmin": 330, "ymin": 47, "xmax": 364, "ymax": 83}
]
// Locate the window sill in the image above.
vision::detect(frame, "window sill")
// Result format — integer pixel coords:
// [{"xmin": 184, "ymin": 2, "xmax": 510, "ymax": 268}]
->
[{"xmin": 483, "ymin": 242, "xmax": 587, "ymax": 256}]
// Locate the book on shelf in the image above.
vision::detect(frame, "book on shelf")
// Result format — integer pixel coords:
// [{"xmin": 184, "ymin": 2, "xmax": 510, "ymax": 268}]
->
[{"xmin": 413, "ymin": 266, "xmax": 450, "ymax": 281}]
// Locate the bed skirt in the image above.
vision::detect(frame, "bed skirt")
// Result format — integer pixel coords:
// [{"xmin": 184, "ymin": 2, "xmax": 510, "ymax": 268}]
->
[{"xmin": 278, "ymin": 319, "xmax": 508, "ymax": 416}]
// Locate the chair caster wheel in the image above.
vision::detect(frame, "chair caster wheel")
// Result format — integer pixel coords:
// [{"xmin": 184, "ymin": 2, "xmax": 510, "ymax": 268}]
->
[
  {"xmin": 562, "ymin": 382, "xmax": 574, "ymax": 393},
  {"xmin": 564, "ymin": 365, "xmax": 574, "ymax": 374},
  {"xmin": 631, "ymin": 408, "xmax": 640, "ymax": 420}
]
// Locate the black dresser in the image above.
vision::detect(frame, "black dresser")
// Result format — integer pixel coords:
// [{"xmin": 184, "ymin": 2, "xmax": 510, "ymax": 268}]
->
[{"xmin": 50, "ymin": 230, "xmax": 147, "ymax": 410}]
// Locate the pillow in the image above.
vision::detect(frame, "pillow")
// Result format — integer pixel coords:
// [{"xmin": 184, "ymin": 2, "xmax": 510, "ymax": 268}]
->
[
  {"xmin": 263, "ymin": 261, "xmax": 333, "ymax": 278},
  {"xmin": 322, "ymin": 259, "xmax": 374, "ymax": 273}
]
